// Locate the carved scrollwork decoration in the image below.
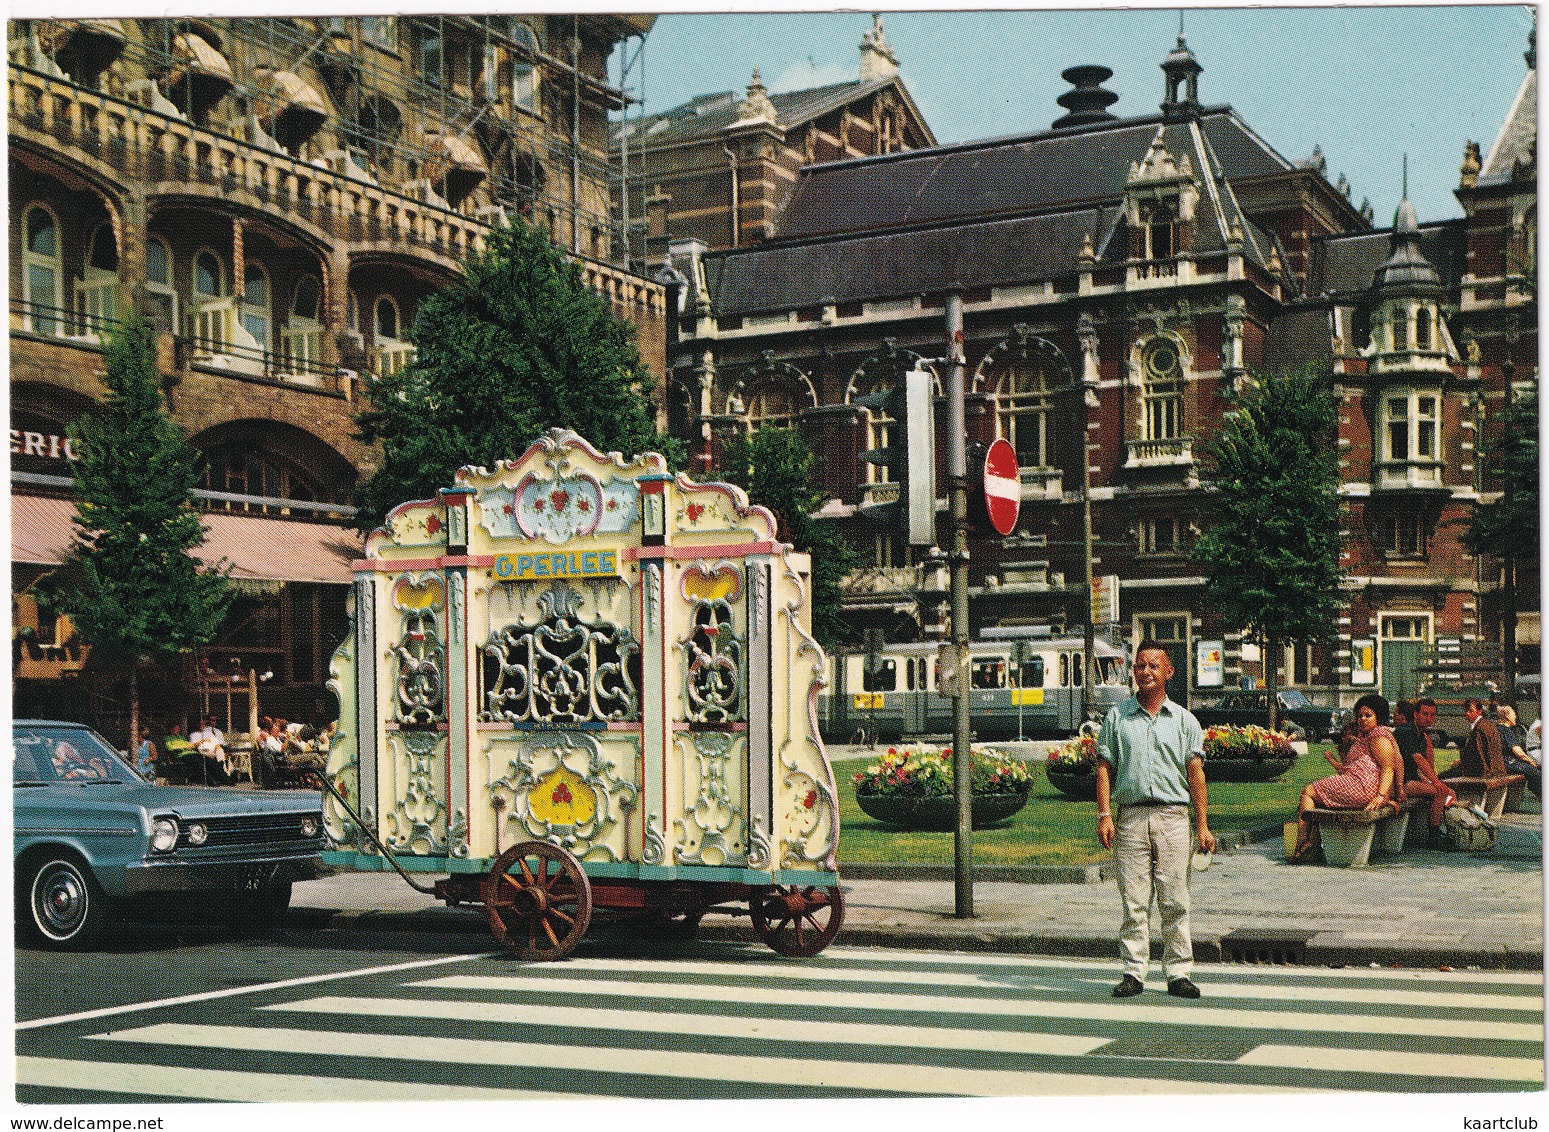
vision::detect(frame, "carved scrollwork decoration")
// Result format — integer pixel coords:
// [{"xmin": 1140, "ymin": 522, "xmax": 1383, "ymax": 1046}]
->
[
  {"xmin": 383, "ymin": 730, "xmax": 449, "ymax": 855},
  {"xmin": 487, "ymin": 730, "xmax": 638, "ymax": 861},
  {"xmin": 481, "ymin": 586, "xmax": 639, "ymax": 724},
  {"xmin": 679, "ymin": 563, "xmax": 744, "ymax": 724},
  {"xmin": 391, "ymin": 574, "xmax": 446, "ymax": 725},
  {"xmin": 673, "ymin": 731, "xmax": 747, "ymax": 866}
]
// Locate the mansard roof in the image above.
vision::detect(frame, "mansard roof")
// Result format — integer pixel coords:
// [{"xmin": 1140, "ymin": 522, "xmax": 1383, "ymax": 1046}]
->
[
  {"xmin": 1311, "ymin": 220, "xmax": 1468, "ymax": 299},
  {"xmin": 774, "ymin": 107, "xmax": 1292, "ymax": 240},
  {"xmin": 613, "ymin": 74, "xmax": 934, "ymax": 149}
]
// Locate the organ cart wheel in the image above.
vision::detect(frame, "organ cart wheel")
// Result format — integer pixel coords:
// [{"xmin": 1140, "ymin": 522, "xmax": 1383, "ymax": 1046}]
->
[
  {"xmin": 749, "ymin": 884, "xmax": 844, "ymax": 957},
  {"xmin": 483, "ymin": 841, "xmax": 592, "ymax": 961}
]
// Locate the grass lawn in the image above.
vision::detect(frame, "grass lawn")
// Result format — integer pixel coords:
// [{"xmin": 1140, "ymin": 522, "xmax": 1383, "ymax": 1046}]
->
[{"xmin": 837, "ymin": 745, "xmax": 1338, "ymax": 868}]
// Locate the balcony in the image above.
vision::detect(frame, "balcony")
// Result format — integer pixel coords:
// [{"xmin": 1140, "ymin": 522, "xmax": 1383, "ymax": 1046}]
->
[
  {"xmin": 374, "ymin": 338, "xmax": 416, "ymax": 378},
  {"xmin": 1019, "ymin": 465, "xmax": 1063, "ymax": 501},
  {"xmin": 839, "ymin": 566, "xmax": 920, "ymax": 599},
  {"xmin": 1124, "ymin": 437, "xmax": 1193, "ymax": 468},
  {"xmin": 8, "ymin": 64, "xmax": 664, "ymax": 329}
]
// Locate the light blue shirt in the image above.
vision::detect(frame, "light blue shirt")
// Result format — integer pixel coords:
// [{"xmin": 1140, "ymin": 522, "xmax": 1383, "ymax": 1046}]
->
[{"xmin": 1097, "ymin": 695, "xmax": 1204, "ymax": 806}]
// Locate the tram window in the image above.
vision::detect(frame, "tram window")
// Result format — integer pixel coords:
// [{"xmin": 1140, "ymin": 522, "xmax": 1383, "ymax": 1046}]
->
[
  {"xmin": 905, "ymin": 658, "xmax": 915, "ymax": 691},
  {"xmin": 1017, "ymin": 657, "xmax": 1045, "ymax": 688},
  {"xmin": 1070, "ymin": 653, "xmax": 1084, "ymax": 686},
  {"xmin": 1059, "ymin": 653, "xmax": 1069, "ymax": 687},
  {"xmin": 971, "ymin": 659, "xmax": 1006, "ymax": 689},
  {"xmin": 1099, "ymin": 657, "xmax": 1125, "ymax": 685},
  {"xmin": 863, "ymin": 660, "xmax": 896, "ymax": 692}
]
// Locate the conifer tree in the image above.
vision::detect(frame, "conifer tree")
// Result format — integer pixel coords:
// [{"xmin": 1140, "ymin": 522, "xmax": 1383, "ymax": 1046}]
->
[
  {"xmin": 1192, "ymin": 368, "xmax": 1344, "ymax": 728},
  {"xmin": 354, "ymin": 218, "xmax": 682, "ymax": 526},
  {"xmin": 61, "ymin": 313, "xmax": 230, "ymax": 748},
  {"xmin": 723, "ymin": 427, "xmax": 858, "ymax": 648}
]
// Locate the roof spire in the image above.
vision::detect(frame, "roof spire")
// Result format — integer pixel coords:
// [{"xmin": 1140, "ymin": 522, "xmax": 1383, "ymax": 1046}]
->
[
  {"xmin": 1402, "ymin": 152, "xmax": 1408, "ymax": 199},
  {"xmin": 1160, "ymin": 28, "xmax": 1203, "ymax": 121},
  {"xmin": 859, "ymin": 12, "xmax": 900, "ymax": 82}
]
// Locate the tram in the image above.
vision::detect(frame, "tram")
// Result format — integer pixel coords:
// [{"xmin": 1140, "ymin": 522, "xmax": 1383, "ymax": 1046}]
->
[{"xmin": 819, "ymin": 629, "xmax": 1130, "ymax": 742}]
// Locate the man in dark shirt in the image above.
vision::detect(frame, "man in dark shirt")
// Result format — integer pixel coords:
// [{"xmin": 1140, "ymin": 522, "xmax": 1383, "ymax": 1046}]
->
[
  {"xmin": 1396, "ymin": 697, "xmax": 1454, "ymax": 836},
  {"xmin": 1442, "ymin": 698, "xmax": 1506, "ymax": 779}
]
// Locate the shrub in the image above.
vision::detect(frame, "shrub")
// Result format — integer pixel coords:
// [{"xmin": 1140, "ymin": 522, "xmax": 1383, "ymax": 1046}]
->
[{"xmin": 853, "ymin": 744, "xmax": 1033, "ymax": 798}]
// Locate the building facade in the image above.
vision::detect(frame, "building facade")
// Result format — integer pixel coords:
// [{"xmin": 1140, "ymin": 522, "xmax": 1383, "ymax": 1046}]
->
[
  {"xmin": 613, "ymin": 15, "xmax": 934, "ymax": 267},
  {"xmin": 10, "ymin": 14, "xmax": 668, "ymax": 737},
  {"xmin": 663, "ymin": 37, "xmax": 1538, "ymax": 708}
]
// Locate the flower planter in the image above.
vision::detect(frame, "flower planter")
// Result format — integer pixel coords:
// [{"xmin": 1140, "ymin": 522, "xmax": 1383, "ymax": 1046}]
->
[
  {"xmin": 856, "ymin": 790, "xmax": 1030, "ymax": 830},
  {"xmin": 1201, "ymin": 756, "xmax": 1296, "ymax": 782},
  {"xmin": 1044, "ymin": 764, "xmax": 1098, "ymax": 801}
]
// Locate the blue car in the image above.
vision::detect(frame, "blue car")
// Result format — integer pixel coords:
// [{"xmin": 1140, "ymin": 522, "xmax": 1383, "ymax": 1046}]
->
[{"xmin": 13, "ymin": 719, "xmax": 327, "ymax": 948}]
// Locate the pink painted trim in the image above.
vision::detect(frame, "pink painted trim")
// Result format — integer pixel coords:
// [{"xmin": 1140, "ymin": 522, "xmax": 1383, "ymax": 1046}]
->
[
  {"xmin": 623, "ymin": 542, "xmax": 777, "ymax": 561},
  {"xmin": 355, "ymin": 557, "xmax": 447, "ymax": 572}
]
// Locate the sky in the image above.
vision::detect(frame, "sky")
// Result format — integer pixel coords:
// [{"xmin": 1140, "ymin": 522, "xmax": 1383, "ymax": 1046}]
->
[{"xmin": 621, "ymin": 5, "xmax": 1535, "ymax": 225}]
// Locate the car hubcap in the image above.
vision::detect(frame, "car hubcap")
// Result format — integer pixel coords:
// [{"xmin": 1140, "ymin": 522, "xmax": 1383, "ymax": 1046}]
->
[{"xmin": 35, "ymin": 864, "xmax": 86, "ymax": 937}]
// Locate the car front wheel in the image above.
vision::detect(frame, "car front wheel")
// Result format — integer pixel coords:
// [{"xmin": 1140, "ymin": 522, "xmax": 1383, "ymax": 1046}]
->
[{"xmin": 25, "ymin": 855, "xmax": 117, "ymax": 949}]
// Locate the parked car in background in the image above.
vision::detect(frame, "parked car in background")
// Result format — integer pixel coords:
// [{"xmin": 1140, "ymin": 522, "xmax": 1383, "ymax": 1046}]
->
[
  {"xmin": 1192, "ymin": 689, "xmax": 1342, "ymax": 741},
  {"xmin": 13, "ymin": 719, "xmax": 327, "ymax": 948}
]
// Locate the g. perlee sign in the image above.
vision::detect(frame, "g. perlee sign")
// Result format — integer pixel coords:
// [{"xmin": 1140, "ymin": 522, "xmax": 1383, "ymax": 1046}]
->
[{"xmin": 494, "ymin": 549, "xmax": 619, "ymax": 581}]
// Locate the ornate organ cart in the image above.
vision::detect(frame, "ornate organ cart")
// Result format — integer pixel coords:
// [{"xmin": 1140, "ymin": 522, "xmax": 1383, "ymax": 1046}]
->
[{"xmin": 322, "ymin": 431, "xmax": 843, "ymax": 959}]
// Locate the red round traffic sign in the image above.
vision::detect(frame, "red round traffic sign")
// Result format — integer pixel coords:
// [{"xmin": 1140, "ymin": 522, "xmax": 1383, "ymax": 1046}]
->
[{"xmin": 982, "ymin": 438, "xmax": 1020, "ymax": 536}]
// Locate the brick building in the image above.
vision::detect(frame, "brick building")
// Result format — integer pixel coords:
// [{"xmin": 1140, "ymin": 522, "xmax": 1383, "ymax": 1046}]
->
[
  {"xmin": 662, "ymin": 36, "xmax": 1538, "ymax": 708},
  {"xmin": 9, "ymin": 15, "xmax": 668, "ymax": 736}
]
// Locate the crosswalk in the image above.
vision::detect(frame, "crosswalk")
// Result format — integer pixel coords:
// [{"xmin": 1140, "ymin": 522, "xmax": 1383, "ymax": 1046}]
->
[{"xmin": 16, "ymin": 945, "xmax": 1543, "ymax": 1102}]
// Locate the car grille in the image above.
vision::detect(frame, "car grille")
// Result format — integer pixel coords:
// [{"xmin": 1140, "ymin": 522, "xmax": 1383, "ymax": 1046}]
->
[{"xmin": 175, "ymin": 811, "xmax": 323, "ymax": 850}]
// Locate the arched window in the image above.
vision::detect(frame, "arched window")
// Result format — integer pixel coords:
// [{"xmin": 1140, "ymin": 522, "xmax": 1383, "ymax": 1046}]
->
[
  {"xmin": 23, "ymin": 206, "xmax": 62, "ymax": 336},
  {"xmin": 190, "ymin": 249, "xmax": 233, "ymax": 351},
  {"xmin": 193, "ymin": 250, "xmax": 226, "ymax": 300},
  {"xmin": 144, "ymin": 234, "xmax": 178, "ymax": 332},
  {"xmin": 239, "ymin": 263, "xmax": 270, "ymax": 350},
  {"xmin": 281, "ymin": 276, "xmax": 323, "ymax": 376},
  {"xmin": 1140, "ymin": 201, "xmax": 1175, "ymax": 260},
  {"xmin": 1391, "ymin": 307, "xmax": 1408, "ymax": 351},
  {"xmin": 77, "ymin": 223, "xmax": 119, "ymax": 337},
  {"xmin": 1140, "ymin": 337, "xmax": 1184, "ymax": 441},
  {"xmin": 997, "ymin": 359, "xmax": 1055, "ymax": 470},
  {"xmin": 1415, "ymin": 307, "xmax": 1432, "ymax": 351},
  {"xmin": 375, "ymin": 295, "xmax": 399, "ymax": 340}
]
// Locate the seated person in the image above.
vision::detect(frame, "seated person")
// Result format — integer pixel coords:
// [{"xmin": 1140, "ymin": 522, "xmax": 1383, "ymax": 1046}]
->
[
  {"xmin": 190, "ymin": 714, "xmax": 227, "ymax": 766},
  {"xmin": 1442, "ymin": 698, "xmax": 1507, "ymax": 781},
  {"xmin": 1396, "ymin": 697, "xmax": 1455, "ymax": 841},
  {"xmin": 1290, "ymin": 693, "xmax": 1397, "ymax": 863},
  {"xmin": 1496, "ymin": 703, "xmax": 1540, "ymax": 798}
]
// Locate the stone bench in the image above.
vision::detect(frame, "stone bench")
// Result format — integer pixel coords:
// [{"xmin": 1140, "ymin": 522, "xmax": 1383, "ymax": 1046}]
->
[
  {"xmin": 1441, "ymin": 774, "xmax": 1525, "ymax": 821},
  {"xmin": 1301, "ymin": 799, "xmax": 1418, "ymax": 873}
]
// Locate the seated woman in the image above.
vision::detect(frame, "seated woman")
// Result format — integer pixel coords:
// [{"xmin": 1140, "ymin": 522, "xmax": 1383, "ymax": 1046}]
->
[{"xmin": 1290, "ymin": 693, "xmax": 1398, "ymax": 863}]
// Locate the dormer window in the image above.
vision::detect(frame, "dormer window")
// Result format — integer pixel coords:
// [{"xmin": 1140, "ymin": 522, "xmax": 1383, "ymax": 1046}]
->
[
  {"xmin": 1415, "ymin": 308, "xmax": 1432, "ymax": 350},
  {"xmin": 1141, "ymin": 201, "xmax": 1175, "ymax": 260}
]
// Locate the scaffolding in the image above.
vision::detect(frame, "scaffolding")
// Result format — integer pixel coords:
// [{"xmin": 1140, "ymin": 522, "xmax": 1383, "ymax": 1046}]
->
[{"xmin": 24, "ymin": 15, "xmax": 648, "ymax": 267}]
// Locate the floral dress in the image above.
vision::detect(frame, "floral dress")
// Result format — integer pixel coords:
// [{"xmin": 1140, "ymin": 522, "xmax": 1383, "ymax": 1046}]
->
[{"xmin": 1311, "ymin": 725, "xmax": 1388, "ymax": 808}]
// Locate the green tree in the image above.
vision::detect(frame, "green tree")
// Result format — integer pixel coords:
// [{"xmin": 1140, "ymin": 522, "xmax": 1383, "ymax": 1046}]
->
[
  {"xmin": 59, "ymin": 313, "xmax": 230, "ymax": 748},
  {"xmin": 1192, "ymin": 369, "xmax": 1344, "ymax": 729},
  {"xmin": 1463, "ymin": 387, "xmax": 1538, "ymax": 695},
  {"xmin": 354, "ymin": 219, "xmax": 682, "ymax": 527},
  {"xmin": 722, "ymin": 427, "xmax": 858, "ymax": 648}
]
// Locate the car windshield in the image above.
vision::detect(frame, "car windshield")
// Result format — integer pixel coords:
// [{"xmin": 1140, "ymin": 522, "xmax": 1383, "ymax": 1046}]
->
[
  {"xmin": 1279, "ymin": 690, "xmax": 1312, "ymax": 708},
  {"xmin": 12, "ymin": 725, "xmax": 135, "ymax": 784}
]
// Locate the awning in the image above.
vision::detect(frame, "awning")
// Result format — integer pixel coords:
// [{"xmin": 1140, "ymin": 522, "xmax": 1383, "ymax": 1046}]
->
[
  {"xmin": 252, "ymin": 68, "xmax": 329, "ymax": 150},
  {"xmin": 10, "ymin": 494, "xmax": 359, "ymax": 585},
  {"xmin": 424, "ymin": 132, "xmax": 488, "ymax": 206},
  {"xmin": 167, "ymin": 32, "xmax": 235, "ymax": 120}
]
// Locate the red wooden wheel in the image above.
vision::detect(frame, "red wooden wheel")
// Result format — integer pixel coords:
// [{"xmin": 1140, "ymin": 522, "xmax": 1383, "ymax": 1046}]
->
[
  {"xmin": 482, "ymin": 840, "xmax": 592, "ymax": 961},
  {"xmin": 749, "ymin": 884, "xmax": 844, "ymax": 957}
]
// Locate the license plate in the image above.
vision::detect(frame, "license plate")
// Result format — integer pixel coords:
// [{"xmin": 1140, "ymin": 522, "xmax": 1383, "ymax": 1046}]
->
[{"xmin": 239, "ymin": 863, "xmax": 278, "ymax": 891}]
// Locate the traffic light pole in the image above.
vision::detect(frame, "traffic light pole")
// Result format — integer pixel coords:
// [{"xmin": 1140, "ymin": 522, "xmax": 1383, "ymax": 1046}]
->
[{"xmin": 946, "ymin": 292, "xmax": 973, "ymax": 919}]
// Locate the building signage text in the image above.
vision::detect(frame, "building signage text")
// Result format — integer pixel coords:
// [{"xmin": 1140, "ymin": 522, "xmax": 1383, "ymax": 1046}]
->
[{"xmin": 494, "ymin": 550, "xmax": 619, "ymax": 581}]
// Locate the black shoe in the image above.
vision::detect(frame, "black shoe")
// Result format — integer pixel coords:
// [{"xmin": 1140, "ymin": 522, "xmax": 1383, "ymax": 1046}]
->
[
  {"xmin": 1112, "ymin": 974, "xmax": 1144, "ymax": 998},
  {"xmin": 1167, "ymin": 977, "xmax": 1201, "ymax": 999}
]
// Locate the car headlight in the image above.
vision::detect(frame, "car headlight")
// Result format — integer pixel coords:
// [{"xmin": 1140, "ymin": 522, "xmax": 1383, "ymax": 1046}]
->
[
  {"xmin": 151, "ymin": 817, "xmax": 178, "ymax": 852},
  {"xmin": 186, "ymin": 821, "xmax": 209, "ymax": 846},
  {"xmin": 299, "ymin": 817, "xmax": 319, "ymax": 839}
]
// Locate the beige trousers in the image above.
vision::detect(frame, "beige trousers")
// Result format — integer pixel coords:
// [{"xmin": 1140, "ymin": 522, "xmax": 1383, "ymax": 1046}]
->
[{"xmin": 1113, "ymin": 803, "xmax": 1193, "ymax": 981}]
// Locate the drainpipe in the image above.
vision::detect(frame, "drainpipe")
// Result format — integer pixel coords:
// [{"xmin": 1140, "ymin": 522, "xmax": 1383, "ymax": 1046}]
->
[{"xmin": 723, "ymin": 147, "xmax": 739, "ymax": 248}]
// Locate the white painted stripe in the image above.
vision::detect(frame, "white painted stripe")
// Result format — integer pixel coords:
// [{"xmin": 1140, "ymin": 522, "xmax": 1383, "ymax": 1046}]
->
[
  {"xmin": 265, "ymin": 994, "xmax": 1111, "ymax": 1058},
  {"xmin": 1072, "ymin": 977, "xmax": 1540, "ymax": 1013},
  {"xmin": 551, "ymin": 955, "xmax": 1062, "ymax": 991},
  {"xmin": 1238, "ymin": 1044, "xmax": 1544, "ymax": 1084},
  {"xmin": 817, "ymin": 946, "xmax": 1548, "ymax": 987},
  {"xmin": 17, "ymin": 950, "xmax": 498, "ymax": 1032},
  {"xmin": 87, "ymin": 1022, "xmax": 1291, "ymax": 1096},
  {"xmin": 17, "ymin": 1055, "xmax": 575, "ymax": 1103},
  {"xmin": 984, "ymin": 472, "xmax": 1020, "ymax": 500},
  {"xmin": 417, "ymin": 975, "xmax": 1542, "ymax": 1042}
]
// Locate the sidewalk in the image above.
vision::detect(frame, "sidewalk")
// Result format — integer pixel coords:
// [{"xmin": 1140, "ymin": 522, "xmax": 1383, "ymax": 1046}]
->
[{"xmin": 292, "ymin": 812, "xmax": 1544, "ymax": 970}]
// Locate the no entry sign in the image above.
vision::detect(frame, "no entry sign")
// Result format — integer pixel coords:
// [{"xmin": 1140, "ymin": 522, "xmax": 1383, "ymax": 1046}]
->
[{"xmin": 982, "ymin": 438, "xmax": 1020, "ymax": 536}]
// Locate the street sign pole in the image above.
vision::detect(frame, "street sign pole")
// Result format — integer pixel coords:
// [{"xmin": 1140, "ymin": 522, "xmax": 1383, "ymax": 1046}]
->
[{"xmin": 946, "ymin": 292, "xmax": 973, "ymax": 919}]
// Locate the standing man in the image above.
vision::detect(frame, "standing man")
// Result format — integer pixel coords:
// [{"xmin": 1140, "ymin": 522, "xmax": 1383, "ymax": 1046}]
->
[
  {"xmin": 1096, "ymin": 640, "xmax": 1216, "ymax": 999},
  {"xmin": 1442, "ymin": 698, "xmax": 1506, "ymax": 780}
]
